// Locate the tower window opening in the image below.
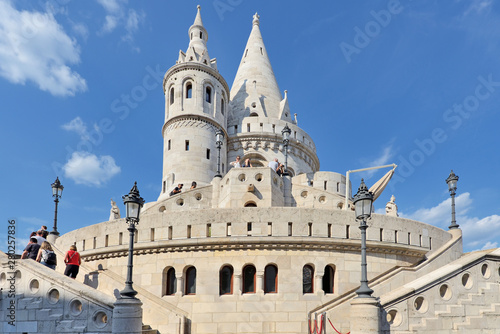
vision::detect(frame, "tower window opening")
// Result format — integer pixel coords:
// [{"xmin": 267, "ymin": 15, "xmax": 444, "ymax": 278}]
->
[
  {"xmin": 185, "ymin": 267, "xmax": 196, "ymax": 295},
  {"xmin": 395, "ymin": 231, "xmax": 398, "ymax": 243},
  {"xmin": 260, "ymin": 47, "xmax": 263, "ymax": 55},
  {"xmin": 408, "ymin": 232, "xmax": 411, "ymax": 245},
  {"xmin": 221, "ymin": 99, "xmax": 224, "ymax": 115},
  {"xmin": 190, "ymin": 32, "xmax": 193, "ymax": 40},
  {"xmin": 242, "ymin": 265, "xmax": 256, "ymax": 293},
  {"xmin": 264, "ymin": 264, "xmax": 278, "ymax": 293},
  {"xmin": 185, "ymin": 140, "xmax": 189, "ymax": 151},
  {"xmin": 324, "ymin": 181, "xmax": 327, "ymax": 190},
  {"xmin": 226, "ymin": 223, "xmax": 231, "ymax": 236},
  {"xmin": 119, "ymin": 232, "xmax": 123, "ymax": 245},
  {"xmin": 337, "ymin": 182, "xmax": 340, "ymax": 192},
  {"xmin": 165, "ymin": 267, "xmax": 176, "ymax": 296},
  {"xmin": 268, "ymin": 222, "xmax": 272, "ymax": 236},
  {"xmin": 288, "ymin": 222, "xmax": 293, "ymax": 236},
  {"xmin": 245, "ymin": 49, "xmax": 248, "ymax": 57},
  {"xmin": 308, "ymin": 222, "xmax": 312, "ymax": 236},
  {"xmin": 247, "ymin": 222, "xmax": 252, "ymax": 235},
  {"xmin": 323, "ymin": 265, "xmax": 335, "ymax": 294},
  {"xmin": 303, "ymin": 265, "xmax": 314, "ymax": 293},
  {"xmin": 247, "ymin": 123, "xmax": 250, "ymax": 132},
  {"xmin": 328, "ymin": 224, "xmax": 332, "ymax": 238},
  {"xmin": 187, "ymin": 225, "xmax": 191, "ymax": 239},
  {"xmin": 346, "ymin": 225, "xmax": 350, "ymax": 239},
  {"xmin": 200, "ymin": 31, "xmax": 203, "ymax": 39},
  {"xmin": 105, "ymin": 235, "xmax": 109, "ymax": 247},
  {"xmin": 151, "ymin": 228, "xmax": 155, "ymax": 242},
  {"xmin": 186, "ymin": 83, "xmax": 192, "ymax": 98},
  {"xmin": 93, "ymin": 237, "xmax": 96, "ymax": 249},
  {"xmin": 260, "ymin": 123, "xmax": 263, "ymax": 131},
  {"xmin": 219, "ymin": 265, "xmax": 233, "ymax": 295},
  {"xmin": 168, "ymin": 139, "xmax": 171, "ymax": 150},
  {"xmin": 272, "ymin": 124, "xmax": 275, "ymax": 133},
  {"xmin": 206, "ymin": 149, "xmax": 210, "ymax": 159},
  {"xmin": 294, "ymin": 131, "xmax": 297, "ymax": 139},
  {"xmin": 206, "ymin": 224, "xmax": 211, "ymax": 237},
  {"xmin": 234, "ymin": 125, "xmax": 238, "ymax": 132},
  {"xmin": 168, "ymin": 226, "xmax": 172, "ymax": 240},
  {"xmin": 380, "ymin": 228, "xmax": 383, "ymax": 241},
  {"xmin": 222, "ymin": 163, "xmax": 225, "ymax": 173},
  {"xmin": 205, "ymin": 86, "xmax": 212, "ymax": 103},
  {"xmin": 170, "ymin": 88, "xmax": 174, "ymax": 105}
]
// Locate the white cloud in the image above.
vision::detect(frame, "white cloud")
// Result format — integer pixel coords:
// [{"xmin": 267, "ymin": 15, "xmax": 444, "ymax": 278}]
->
[
  {"xmin": 403, "ymin": 193, "xmax": 500, "ymax": 252},
  {"xmin": 62, "ymin": 117, "xmax": 88, "ymax": 139},
  {"xmin": 63, "ymin": 151, "xmax": 121, "ymax": 186},
  {"xmin": 96, "ymin": 0, "xmax": 144, "ymax": 50},
  {"xmin": 0, "ymin": 0, "xmax": 87, "ymax": 96},
  {"xmin": 463, "ymin": 0, "xmax": 493, "ymax": 16}
]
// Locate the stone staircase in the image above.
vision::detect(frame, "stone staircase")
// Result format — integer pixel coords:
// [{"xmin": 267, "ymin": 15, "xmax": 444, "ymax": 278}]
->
[
  {"xmin": 407, "ymin": 279, "xmax": 500, "ymax": 333},
  {"xmin": 143, "ymin": 324, "xmax": 160, "ymax": 333}
]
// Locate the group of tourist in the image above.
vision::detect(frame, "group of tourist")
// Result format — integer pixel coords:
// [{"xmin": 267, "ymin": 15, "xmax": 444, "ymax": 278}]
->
[
  {"xmin": 231, "ymin": 156, "xmax": 285, "ymax": 175},
  {"xmin": 170, "ymin": 181, "xmax": 197, "ymax": 196},
  {"xmin": 21, "ymin": 225, "xmax": 81, "ymax": 279}
]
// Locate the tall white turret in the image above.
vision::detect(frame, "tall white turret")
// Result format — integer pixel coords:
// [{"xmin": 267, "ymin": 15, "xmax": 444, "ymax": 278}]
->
[
  {"xmin": 227, "ymin": 13, "xmax": 319, "ymax": 176},
  {"xmin": 159, "ymin": 5, "xmax": 230, "ymax": 201}
]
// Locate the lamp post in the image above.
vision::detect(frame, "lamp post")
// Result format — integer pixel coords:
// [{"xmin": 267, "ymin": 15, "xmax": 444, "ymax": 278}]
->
[
  {"xmin": 353, "ymin": 179, "xmax": 374, "ymax": 298},
  {"xmin": 215, "ymin": 129, "xmax": 224, "ymax": 178},
  {"xmin": 120, "ymin": 182, "xmax": 145, "ymax": 298},
  {"xmin": 50, "ymin": 177, "xmax": 64, "ymax": 236},
  {"xmin": 446, "ymin": 170, "xmax": 459, "ymax": 230},
  {"xmin": 281, "ymin": 124, "xmax": 291, "ymax": 176}
]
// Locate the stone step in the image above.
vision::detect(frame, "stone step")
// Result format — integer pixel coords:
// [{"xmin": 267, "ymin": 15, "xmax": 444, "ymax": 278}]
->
[{"xmin": 142, "ymin": 324, "xmax": 159, "ymax": 334}]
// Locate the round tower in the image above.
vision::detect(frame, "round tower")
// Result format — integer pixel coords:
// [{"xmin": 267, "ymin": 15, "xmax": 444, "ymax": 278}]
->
[{"xmin": 159, "ymin": 6, "xmax": 230, "ymax": 201}]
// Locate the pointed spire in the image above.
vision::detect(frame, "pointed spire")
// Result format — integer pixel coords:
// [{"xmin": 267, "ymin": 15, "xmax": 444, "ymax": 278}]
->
[
  {"xmin": 178, "ymin": 5, "xmax": 216, "ymax": 69},
  {"xmin": 230, "ymin": 13, "xmax": 282, "ymax": 119}
]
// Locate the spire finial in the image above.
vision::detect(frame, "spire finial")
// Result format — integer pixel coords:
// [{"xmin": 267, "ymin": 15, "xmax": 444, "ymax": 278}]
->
[
  {"xmin": 197, "ymin": 5, "xmax": 201, "ymax": 10},
  {"xmin": 253, "ymin": 12, "xmax": 260, "ymax": 26}
]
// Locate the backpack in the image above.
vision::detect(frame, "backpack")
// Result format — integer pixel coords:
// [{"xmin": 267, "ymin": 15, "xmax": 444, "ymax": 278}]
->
[{"xmin": 46, "ymin": 251, "xmax": 57, "ymax": 266}]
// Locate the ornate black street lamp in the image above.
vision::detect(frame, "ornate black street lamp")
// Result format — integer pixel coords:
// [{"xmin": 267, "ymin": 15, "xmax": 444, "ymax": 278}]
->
[
  {"xmin": 50, "ymin": 177, "xmax": 64, "ymax": 236},
  {"xmin": 120, "ymin": 182, "xmax": 145, "ymax": 298},
  {"xmin": 281, "ymin": 124, "xmax": 291, "ymax": 176},
  {"xmin": 446, "ymin": 170, "xmax": 459, "ymax": 230},
  {"xmin": 215, "ymin": 129, "xmax": 224, "ymax": 178},
  {"xmin": 353, "ymin": 179, "xmax": 374, "ymax": 298}
]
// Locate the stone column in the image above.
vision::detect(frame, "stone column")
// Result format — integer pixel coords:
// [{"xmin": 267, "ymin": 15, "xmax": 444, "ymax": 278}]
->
[
  {"xmin": 256, "ymin": 271, "xmax": 264, "ymax": 294},
  {"xmin": 112, "ymin": 297, "xmax": 143, "ymax": 334},
  {"xmin": 234, "ymin": 274, "xmax": 242, "ymax": 295},
  {"xmin": 175, "ymin": 273, "xmax": 184, "ymax": 296},
  {"xmin": 349, "ymin": 297, "xmax": 379, "ymax": 334},
  {"xmin": 315, "ymin": 274, "xmax": 324, "ymax": 295}
]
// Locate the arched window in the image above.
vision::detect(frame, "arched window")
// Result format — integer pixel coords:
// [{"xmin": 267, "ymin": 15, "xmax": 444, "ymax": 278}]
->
[
  {"xmin": 244, "ymin": 201, "xmax": 257, "ymax": 207},
  {"xmin": 165, "ymin": 267, "xmax": 176, "ymax": 295},
  {"xmin": 303, "ymin": 265, "xmax": 314, "ymax": 293},
  {"xmin": 170, "ymin": 87, "xmax": 174, "ymax": 105},
  {"xmin": 185, "ymin": 267, "xmax": 196, "ymax": 295},
  {"xmin": 264, "ymin": 264, "xmax": 278, "ymax": 293},
  {"xmin": 323, "ymin": 265, "xmax": 335, "ymax": 294},
  {"xmin": 200, "ymin": 31, "xmax": 203, "ymax": 39},
  {"xmin": 242, "ymin": 265, "xmax": 256, "ymax": 293},
  {"xmin": 221, "ymin": 99, "xmax": 224, "ymax": 115},
  {"xmin": 219, "ymin": 265, "xmax": 233, "ymax": 295},
  {"xmin": 186, "ymin": 83, "xmax": 192, "ymax": 99},
  {"xmin": 205, "ymin": 86, "xmax": 212, "ymax": 103}
]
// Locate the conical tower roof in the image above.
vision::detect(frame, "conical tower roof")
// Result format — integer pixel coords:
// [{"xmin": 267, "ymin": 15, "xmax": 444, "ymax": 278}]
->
[
  {"xmin": 177, "ymin": 5, "xmax": 216, "ymax": 69},
  {"xmin": 230, "ymin": 13, "xmax": 282, "ymax": 119}
]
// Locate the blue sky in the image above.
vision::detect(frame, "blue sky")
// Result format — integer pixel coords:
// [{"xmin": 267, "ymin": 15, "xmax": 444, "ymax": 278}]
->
[{"xmin": 1, "ymin": 0, "xmax": 499, "ymax": 253}]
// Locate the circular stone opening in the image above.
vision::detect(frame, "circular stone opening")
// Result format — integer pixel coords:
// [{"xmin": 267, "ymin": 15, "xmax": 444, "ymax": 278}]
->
[
  {"xmin": 0, "ymin": 272, "xmax": 6, "ymax": 286},
  {"xmin": 70, "ymin": 299, "xmax": 83, "ymax": 316},
  {"xmin": 14, "ymin": 270, "xmax": 21, "ymax": 282},
  {"xmin": 439, "ymin": 284, "xmax": 452, "ymax": 300},
  {"xmin": 29, "ymin": 279, "xmax": 40, "ymax": 293},
  {"xmin": 255, "ymin": 173, "xmax": 263, "ymax": 182},
  {"xmin": 176, "ymin": 198, "xmax": 184, "ymax": 206},
  {"xmin": 47, "ymin": 288, "xmax": 60, "ymax": 304},
  {"xmin": 301, "ymin": 191, "xmax": 308, "ymax": 198},
  {"xmin": 319, "ymin": 196, "xmax": 326, "ymax": 203},
  {"xmin": 386, "ymin": 309, "xmax": 402, "ymax": 327},
  {"xmin": 462, "ymin": 273, "xmax": 473, "ymax": 289},
  {"xmin": 238, "ymin": 174, "xmax": 246, "ymax": 182},
  {"xmin": 251, "ymin": 102, "xmax": 257, "ymax": 108},
  {"xmin": 414, "ymin": 296, "xmax": 428, "ymax": 313},
  {"xmin": 159, "ymin": 206, "xmax": 166, "ymax": 213},
  {"xmin": 481, "ymin": 263, "xmax": 491, "ymax": 278},
  {"xmin": 93, "ymin": 311, "xmax": 108, "ymax": 328},
  {"xmin": 194, "ymin": 193, "xmax": 202, "ymax": 201}
]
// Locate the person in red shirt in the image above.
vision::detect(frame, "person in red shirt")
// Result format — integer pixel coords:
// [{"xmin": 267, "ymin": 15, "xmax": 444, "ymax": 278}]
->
[{"xmin": 64, "ymin": 245, "xmax": 81, "ymax": 279}]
